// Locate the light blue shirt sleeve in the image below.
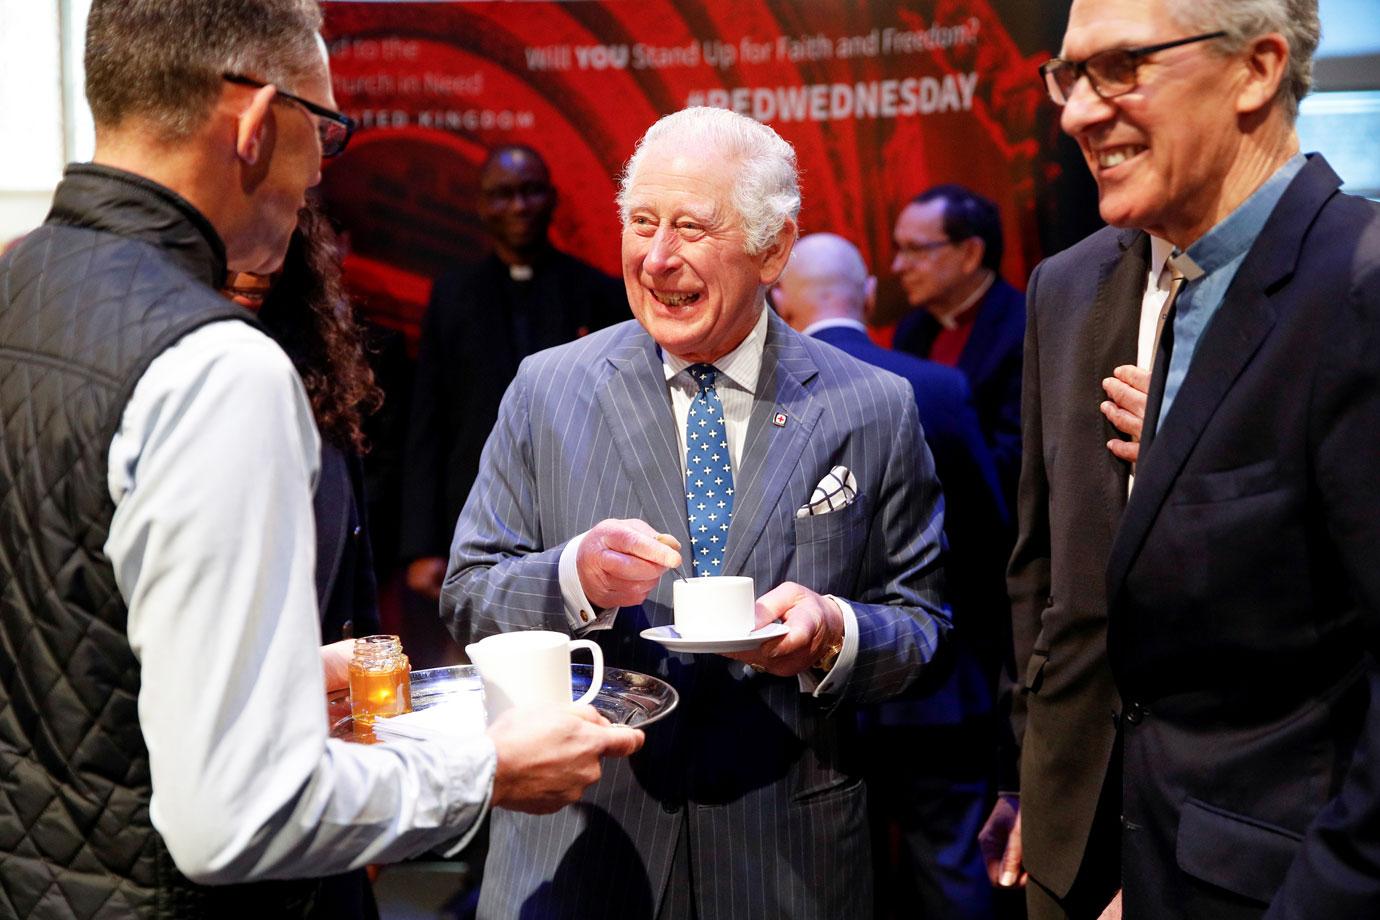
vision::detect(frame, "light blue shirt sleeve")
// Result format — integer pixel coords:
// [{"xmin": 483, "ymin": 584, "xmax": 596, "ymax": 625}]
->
[{"xmin": 106, "ymin": 321, "xmax": 495, "ymax": 883}]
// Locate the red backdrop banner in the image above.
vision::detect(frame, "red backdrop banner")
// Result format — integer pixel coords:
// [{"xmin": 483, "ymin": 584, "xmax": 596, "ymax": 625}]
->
[{"xmin": 320, "ymin": 0, "xmax": 1070, "ymax": 343}]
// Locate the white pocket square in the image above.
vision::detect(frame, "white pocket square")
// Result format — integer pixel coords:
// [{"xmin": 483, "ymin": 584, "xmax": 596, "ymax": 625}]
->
[{"xmin": 796, "ymin": 465, "xmax": 858, "ymax": 518}]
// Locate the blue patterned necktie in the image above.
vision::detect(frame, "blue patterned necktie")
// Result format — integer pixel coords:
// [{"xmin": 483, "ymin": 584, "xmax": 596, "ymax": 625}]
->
[{"xmin": 684, "ymin": 364, "xmax": 735, "ymax": 576}]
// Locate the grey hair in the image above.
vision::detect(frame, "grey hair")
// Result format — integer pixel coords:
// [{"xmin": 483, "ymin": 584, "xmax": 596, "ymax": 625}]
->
[
  {"xmin": 86, "ymin": 0, "xmax": 324, "ymax": 139},
  {"xmin": 617, "ymin": 107, "xmax": 801, "ymax": 256},
  {"xmin": 1167, "ymin": 0, "xmax": 1320, "ymax": 120}
]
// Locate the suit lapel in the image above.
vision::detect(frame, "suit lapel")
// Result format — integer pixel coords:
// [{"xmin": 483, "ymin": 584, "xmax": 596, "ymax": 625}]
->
[
  {"xmin": 1107, "ymin": 156, "xmax": 1342, "ymax": 597},
  {"xmin": 722, "ymin": 313, "xmax": 822, "ymax": 576},
  {"xmin": 1089, "ymin": 229, "xmax": 1150, "ymax": 535},
  {"xmin": 596, "ymin": 326, "xmax": 695, "ymax": 578},
  {"xmin": 958, "ymin": 284, "xmax": 999, "ymax": 382}
]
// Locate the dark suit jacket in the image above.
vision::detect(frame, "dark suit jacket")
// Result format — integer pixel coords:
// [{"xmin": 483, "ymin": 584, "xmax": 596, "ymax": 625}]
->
[
  {"xmin": 894, "ymin": 277, "xmax": 1025, "ymax": 508},
  {"xmin": 314, "ymin": 444, "xmax": 379, "ymax": 643},
  {"xmin": 1105, "ymin": 156, "xmax": 1380, "ymax": 917},
  {"xmin": 310, "ymin": 443, "xmax": 380, "ymax": 920},
  {"xmin": 446, "ymin": 312, "xmax": 951, "ymax": 919},
  {"xmin": 399, "ymin": 248, "xmax": 626, "ymax": 561},
  {"xmin": 812, "ymin": 323, "xmax": 1011, "ymax": 722},
  {"xmin": 1007, "ymin": 225, "xmax": 1140, "ymax": 898}
]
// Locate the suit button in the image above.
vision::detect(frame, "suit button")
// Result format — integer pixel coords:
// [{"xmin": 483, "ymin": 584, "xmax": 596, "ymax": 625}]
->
[
  {"xmin": 1125, "ymin": 703, "xmax": 1145, "ymax": 725},
  {"xmin": 662, "ymin": 801, "xmax": 681, "ymax": 814},
  {"xmin": 1110, "ymin": 709, "xmax": 1121, "ymax": 729},
  {"xmin": 352, "ymin": 525, "xmax": 363, "ymax": 539}
]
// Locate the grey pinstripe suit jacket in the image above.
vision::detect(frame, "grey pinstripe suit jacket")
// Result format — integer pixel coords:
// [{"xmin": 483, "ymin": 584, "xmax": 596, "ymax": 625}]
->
[{"xmin": 444, "ymin": 310, "xmax": 951, "ymax": 919}]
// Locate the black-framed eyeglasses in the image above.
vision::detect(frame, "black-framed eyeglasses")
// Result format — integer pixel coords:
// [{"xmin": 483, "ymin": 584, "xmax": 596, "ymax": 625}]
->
[
  {"xmin": 1039, "ymin": 31, "xmax": 1227, "ymax": 106},
  {"xmin": 223, "ymin": 73, "xmax": 356, "ymax": 157},
  {"xmin": 895, "ymin": 239, "xmax": 956, "ymax": 260}
]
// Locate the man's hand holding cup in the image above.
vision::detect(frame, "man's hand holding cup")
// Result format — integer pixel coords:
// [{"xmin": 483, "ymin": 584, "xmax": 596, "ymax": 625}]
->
[
  {"xmin": 725, "ymin": 582, "xmax": 845, "ymax": 677},
  {"xmin": 671, "ymin": 575, "xmax": 844, "ymax": 678}
]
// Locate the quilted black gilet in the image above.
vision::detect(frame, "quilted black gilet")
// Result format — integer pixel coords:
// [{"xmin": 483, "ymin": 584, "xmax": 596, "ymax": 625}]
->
[{"xmin": 0, "ymin": 165, "xmax": 316, "ymax": 918}]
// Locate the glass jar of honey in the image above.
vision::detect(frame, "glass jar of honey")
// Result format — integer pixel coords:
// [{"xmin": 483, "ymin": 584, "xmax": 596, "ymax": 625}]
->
[{"xmin": 349, "ymin": 635, "xmax": 412, "ymax": 725}]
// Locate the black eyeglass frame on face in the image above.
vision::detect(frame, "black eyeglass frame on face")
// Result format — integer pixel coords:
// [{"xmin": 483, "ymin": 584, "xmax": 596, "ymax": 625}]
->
[
  {"xmin": 222, "ymin": 73, "xmax": 356, "ymax": 158},
  {"xmin": 1039, "ymin": 30, "xmax": 1228, "ymax": 106},
  {"xmin": 894, "ymin": 238, "xmax": 958, "ymax": 260}
]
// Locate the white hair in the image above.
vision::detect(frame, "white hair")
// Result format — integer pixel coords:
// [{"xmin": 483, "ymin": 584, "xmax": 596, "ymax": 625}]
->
[
  {"xmin": 617, "ymin": 107, "xmax": 801, "ymax": 256},
  {"xmin": 1168, "ymin": 0, "xmax": 1320, "ymax": 120}
]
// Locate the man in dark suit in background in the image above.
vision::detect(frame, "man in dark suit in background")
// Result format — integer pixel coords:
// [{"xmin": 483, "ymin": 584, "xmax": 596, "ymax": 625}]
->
[
  {"xmin": 774, "ymin": 232, "xmax": 1012, "ymax": 920},
  {"xmin": 891, "ymin": 185, "xmax": 1025, "ymax": 508},
  {"xmin": 988, "ymin": 0, "xmax": 1380, "ymax": 917},
  {"xmin": 401, "ymin": 145, "xmax": 627, "ymax": 601}
]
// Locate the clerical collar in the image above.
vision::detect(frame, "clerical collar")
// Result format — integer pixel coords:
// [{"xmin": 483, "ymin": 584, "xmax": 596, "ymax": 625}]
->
[
  {"xmin": 932, "ymin": 270, "xmax": 995, "ymax": 331},
  {"xmin": 508, "ymin": 263, "xmax": 534, "ymax": 282},
  {"xmin": 1147, "ymin": 234, "xmax": 1175, "ymax": 284}
]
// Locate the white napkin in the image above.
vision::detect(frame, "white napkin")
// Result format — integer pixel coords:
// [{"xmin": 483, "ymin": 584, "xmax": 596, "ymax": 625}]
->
[
  {"xmin": 368, "ymin": 696, "xmax": 487, "ymax": 743},
  {"xmin": 796, "ymin": 465, "xmax": 858, "ymax": 518}
]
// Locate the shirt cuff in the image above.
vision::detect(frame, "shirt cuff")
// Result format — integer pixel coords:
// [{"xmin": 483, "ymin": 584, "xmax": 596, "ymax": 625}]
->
[
  {"xmin": 798, "ymin": 595, "xmax": 859, "ymax": 697},
  {"xmin": 431, "ymin": 732, "xmax": 499, "ymax": 858},
  {"xmin": 559, "ymin": 532, "xmax": 618, "ymax": 633}
]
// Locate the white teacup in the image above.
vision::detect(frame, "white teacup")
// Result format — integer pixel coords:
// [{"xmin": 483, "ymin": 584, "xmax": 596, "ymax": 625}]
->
[
  {"xmin": 465, "ymin": 630, "xmax": 604, "ymax": 723},
  {"xmin": 673, "ymin": 576, "xmax": 756, "ymax": 639}
]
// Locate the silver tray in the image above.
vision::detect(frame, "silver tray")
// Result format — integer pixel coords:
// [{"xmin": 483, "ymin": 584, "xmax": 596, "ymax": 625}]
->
[{"xmin": 329, "ymin": 663, "xmax": 678, "ymax": 741}]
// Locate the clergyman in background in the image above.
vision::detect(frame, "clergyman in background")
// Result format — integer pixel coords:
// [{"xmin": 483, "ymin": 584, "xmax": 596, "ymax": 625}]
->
[
  {"xmin": 774, "ymin": 231, "xmax": 1012, "ymax": 920},
  {"xmin": 401, "ymin": 144, "xmax": 627, "ymax": 602},
  {"xmin": 891, "ymin": 184, "xmax": 1025, "ymax": 509}
]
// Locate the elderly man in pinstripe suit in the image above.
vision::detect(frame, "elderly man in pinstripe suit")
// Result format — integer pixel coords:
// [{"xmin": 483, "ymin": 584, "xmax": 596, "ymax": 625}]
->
[{"xmin": 444, "ymin": 106, "xmax": 952, "ymax": 920}]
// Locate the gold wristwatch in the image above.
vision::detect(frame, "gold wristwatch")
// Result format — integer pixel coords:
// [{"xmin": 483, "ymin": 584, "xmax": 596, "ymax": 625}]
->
[{"xmin": 813, "ymin": 638, "xmax": 844, "ymax": 674}]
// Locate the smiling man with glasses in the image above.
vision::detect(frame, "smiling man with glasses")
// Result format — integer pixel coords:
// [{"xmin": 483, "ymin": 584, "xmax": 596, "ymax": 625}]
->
[
  {"xmin": 990, "ymin": 1, "xmax": 1380, "ymax": 918},
  {"xmin": 1038, "ymin": 31, "xmax": 1227, "ymax": 106},
  {"xmin": 398, "ymin": 145, "xmax": 627, "ymax": 606}
]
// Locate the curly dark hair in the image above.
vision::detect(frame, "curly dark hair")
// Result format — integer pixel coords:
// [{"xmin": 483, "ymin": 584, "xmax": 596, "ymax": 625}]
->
[{"xmin": 256, "ymin": 202, "xmax": 383, "ymax": 454}]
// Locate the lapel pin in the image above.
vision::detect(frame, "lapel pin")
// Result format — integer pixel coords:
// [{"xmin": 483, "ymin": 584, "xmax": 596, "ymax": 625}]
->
[{"xmin": 772, "ymin": 411, "xmax": 788, "ymax": 428}]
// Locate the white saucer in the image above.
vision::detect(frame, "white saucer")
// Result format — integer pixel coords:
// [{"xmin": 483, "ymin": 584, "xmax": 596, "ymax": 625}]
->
[{"xmin": 640, "ymin": 622, "xmax": 790, "ymax": 653}]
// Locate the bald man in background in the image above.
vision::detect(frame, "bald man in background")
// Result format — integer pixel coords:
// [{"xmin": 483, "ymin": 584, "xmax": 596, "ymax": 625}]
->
[{"xmin": 774, "ymin": 233, "xmax": 1012, "ymax": 919}]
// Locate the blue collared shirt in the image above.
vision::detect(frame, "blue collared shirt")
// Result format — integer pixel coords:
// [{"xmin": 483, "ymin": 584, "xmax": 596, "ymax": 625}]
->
[{"xmin": 1156, "ymin": 153, "xmax": 1307, "ymax": 429}]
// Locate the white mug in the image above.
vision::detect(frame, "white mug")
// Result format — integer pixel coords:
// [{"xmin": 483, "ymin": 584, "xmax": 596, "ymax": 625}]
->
[
  {"xmin": 673, "ymin": 575, "xmax": 756, "ymax": 639},
  {"xmin": 465, "ymin": 630, "xmax": 604, "ymax": 723}
]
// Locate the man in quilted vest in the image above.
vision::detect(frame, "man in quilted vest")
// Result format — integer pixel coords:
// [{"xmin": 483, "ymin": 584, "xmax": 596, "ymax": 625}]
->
[{"xmin": 0, "ymin": 2, "xmax": 640, "ymax": 917}]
